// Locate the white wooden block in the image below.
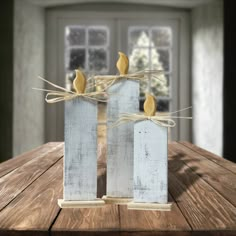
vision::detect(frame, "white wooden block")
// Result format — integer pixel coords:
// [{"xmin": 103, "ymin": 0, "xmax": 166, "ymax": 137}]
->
[
  {"xmin": 64, "ymin": 98, "xmax": 97, "ymax": 201},
  {"xmin": 133, "ymin": 120, "xmax": 168, "ymax": 203},
  {"xmin": 58, "ymin": 199, "xmax": 105, "ymax": 208},
  {"xmin": 107, "ymin": 79, "xmax": 139, "ymax": 198}
]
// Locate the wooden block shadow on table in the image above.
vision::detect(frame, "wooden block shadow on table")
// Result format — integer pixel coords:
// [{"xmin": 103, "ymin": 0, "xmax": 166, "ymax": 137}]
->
[
  {"xmin": 168, "ymin": 147, "xmax": 236, "ymax": 231},
  {"xmin": 170, "ymin": 142, "xmax": 236, "ymax": 207}
]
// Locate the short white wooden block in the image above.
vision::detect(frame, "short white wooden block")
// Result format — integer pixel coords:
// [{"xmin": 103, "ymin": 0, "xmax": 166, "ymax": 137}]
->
[
  {"xmin": 133, "ymin": 120, "xmax": 168, "ymax": 204},
  {"xmin": 106, "ymin": 79, "xmax": 139, "ymax": 198},
  {"xmin": 64, "ymin": 98, "xmax": 97, "ymax": 201}
]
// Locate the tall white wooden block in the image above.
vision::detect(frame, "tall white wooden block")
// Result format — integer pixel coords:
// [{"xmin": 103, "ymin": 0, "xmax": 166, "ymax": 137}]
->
[
  {"xmin": 133, "ymin": 120, "xmax": 168, "ymax": 204},
  {"xmin": 106, "ymin": 79, "xmax": 139, "ymax": 198},
  {"xmin": 64, "ymin": 98, "xmax": 97, "ymax": 201}
]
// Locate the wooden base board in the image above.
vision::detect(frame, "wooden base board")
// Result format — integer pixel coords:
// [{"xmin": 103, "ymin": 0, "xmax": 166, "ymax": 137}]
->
[
  {"xmin": 102, "ymin": 195, "xmax": 132, "ymax": 205},
  {"xmin": 127, "ymin": 201, "xmax": 172, "ymax": 211},
  {"xmin": 58, "ymin": 199, "xmax": 105, "ymax": 208}
]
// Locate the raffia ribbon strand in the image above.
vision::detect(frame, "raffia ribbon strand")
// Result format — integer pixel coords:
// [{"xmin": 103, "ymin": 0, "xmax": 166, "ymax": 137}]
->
[
  {"xmin": 33, "ymin": 76, "xmax": 108, "ymax": 103},
  {"xmin": 92, "ymin": 69, "xmax": 164, "ymax": 89},
  {"xmin": 110, "ymin": 107, "xmax": 192, "ymax": 128}
]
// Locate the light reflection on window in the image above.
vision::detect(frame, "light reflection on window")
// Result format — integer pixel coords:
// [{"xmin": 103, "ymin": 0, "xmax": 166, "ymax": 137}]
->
[{"xmin": 128, "ymin": 27, "xmax": 172, "ymax": 112}]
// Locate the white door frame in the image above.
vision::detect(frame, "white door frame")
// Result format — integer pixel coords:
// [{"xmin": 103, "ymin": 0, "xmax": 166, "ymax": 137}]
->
[{"xmin": 45, "ymin": 10, "xmax": 191, "ymax": 142}]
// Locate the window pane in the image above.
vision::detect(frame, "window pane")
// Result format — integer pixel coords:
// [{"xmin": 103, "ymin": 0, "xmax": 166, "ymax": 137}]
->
[
  {"xmin": 151, "ymin": 27, "xmax": 172, "ymax": 47},
  {"xmin": 89, "ymin": 28, "xmax": 108, "ymax": 46},
  {"xmin": 129, "ymin": 48, "xmax": 150, "ymax": 72},
  {"xmin": 89, "ymin": 48, "xmax": 108, "ymax": 72},
  {"xmin": 66, "ymin": 27, "xmax": 85, "ymax": 46},
  {"xmin": 151, "ymin": 74, "xmax": 169, "ymax": 97},
  {"xmin": 129, "ymin": 28, "xmax": 149, "ymax": 47},
  {"xmin": 157, "ymin": 99, "xmax": 169, "ymax": 112},
  {"xmin": 139, "ymin": 80, "xmax": 148, "ymax": 98},
  {"xmin": 65, "ymin": 71, "xmax": 75, "ymax": 91},
  {"xmin": 67, "ymin": 48, "xmax": 85, "ymax": 70},
  {"xmin": 151, "ymin": 49, "xmax": 170, "ymax": 71}
]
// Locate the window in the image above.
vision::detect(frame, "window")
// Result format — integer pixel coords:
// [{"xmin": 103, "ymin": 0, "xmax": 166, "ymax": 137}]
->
[
  {"xmin": 46, "ymin": 10, "xmax": 190, "ymax": 142},
  {"xmin": 65, "ymin": 26, "xmax": 110, "ymax": 91},
  {"xmin": 128, "ymin": 27, "xmax": 172, "ymax": 111}
]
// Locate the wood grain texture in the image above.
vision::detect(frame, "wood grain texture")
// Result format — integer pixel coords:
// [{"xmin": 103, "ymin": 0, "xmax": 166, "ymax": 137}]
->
[
  {"xmin": 133, "ymin": 120, "xmax": 168, "ymax": 203},
  {"xmin": 1, "ymin": 142, "xmax": 236, "ymax": 235},
  {"xmin": 51, "ymin": 205, "xmax": 119, "ymax": 235},
  {"xmin": 64, "ymin": 98, "xmax": 97, "ymax": 200},
  {"xmin": 168, "ymin": 149, "xmax": 236, "ymax": 230},
  {"xmin": 107, "ymin": 79, "xmax": 139, "ymax": 197},
  {"xmin": 0, "ymin": 142, "xmax": 61, "ymax": 178},
  {"xmin": 0, "ymin": 143, "xmax": 63, "ymax": 211},
  {"xmin": 119, "ymin": 194, "xmax": 191, "ymax": 231},
  {"xmin": 0, "ymin": 158, "xmax": 63, "ymax": 234},
  {"xmin": 180, "ymin": 141, "xmax": 236, "ymax": 174},
  {"xmin": 169, "ymin": 142, "xmax": 236, "ymax": 207}
]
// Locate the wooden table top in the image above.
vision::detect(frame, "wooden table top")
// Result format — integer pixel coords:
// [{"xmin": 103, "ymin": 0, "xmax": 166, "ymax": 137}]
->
[{"xmin": 0, "ymin": 142, "xmax": 235, "ymax": 236}]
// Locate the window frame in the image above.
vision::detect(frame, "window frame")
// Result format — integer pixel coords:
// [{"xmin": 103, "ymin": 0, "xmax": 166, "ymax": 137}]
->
[{"xmin": 46, "ymin": 9, "xmax": 191, "ymax": 142}]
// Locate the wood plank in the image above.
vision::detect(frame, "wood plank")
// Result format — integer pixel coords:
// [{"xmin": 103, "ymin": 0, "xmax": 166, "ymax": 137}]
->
[
  {"xmin": 0, "ymin": 143, "xmax": 63, "ymax": 211},
  {"xmin": 127, "ymin": 201, "xmax": 172, "ymax": 211},
  {"xmin": 64, "ymin": 98, "xmax": 97, "ymax": 200},
  {"xmin": 52, "ymin": 157, "xmax": 120, "ymax": 235},
  {"xmin": 121, "ymin": 232, "xmax": 236, "ymax": 236},
  {"xmin": 121, "ymin": 232, "xmax": 191, "ymax": 236},
  {"xmin": 179, "ymin": 141, "xmax": 236, "ymax": 174},
  {"xmin": 119, "ymin": 194, "xmax": 191, "ymax": 231},
  {"xmin": 169, "ymin": 142, "xmax": 236, "ymax": 207},
  {"xmin": 0, "ymin": 158, "xmax": 63, "ymax": 235},
  {"xmin": 107, "ymin": 79, "xmax": 139, "ymax": 198},
  {"xmin": 168, "ymin": 148, "xmax": 236, "ymax": 230},
  {"xmin": 58, "ymin": 199, "xmax": 105, "ymax": 208},
  {"xmin": 0, "ymin": 142, "xmax": 61, "ymax": 178},
  {"xmin": 133, "ymin": 120, "xmax": 168, "ymax": 203},
  {"xmin": 51, "ymin": 205, "xmax": 120, "ymax": 235}
]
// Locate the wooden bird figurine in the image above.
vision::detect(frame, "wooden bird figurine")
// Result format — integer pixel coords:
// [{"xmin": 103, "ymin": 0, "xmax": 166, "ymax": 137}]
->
[
  {"xmin": 116, "ymin": 51, "xmax": 129, "ymax": 75},
  {"xmin": 144, "ymin": 93, "xmax": 157, "ymax": 116},
  {"xmin": 73, "ymin": 69, "xmax": 86, "ymax": 94}
]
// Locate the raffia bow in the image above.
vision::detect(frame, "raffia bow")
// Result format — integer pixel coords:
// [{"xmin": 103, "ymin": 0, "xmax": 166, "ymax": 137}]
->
[
  {"xmin": 92, "ymin": 69, "xmax": 164, "ymax": 89},
  {"xmin": 110, "ymin": 107, "xmax": 192, "ymax": 128},
  {"xmin": 33, "ymin": 76, "xmax": 108, "ymax": 103}
]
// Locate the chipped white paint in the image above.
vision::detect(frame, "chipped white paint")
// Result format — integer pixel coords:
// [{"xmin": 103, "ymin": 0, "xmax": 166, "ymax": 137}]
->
[
  {"xmin": 133, "ymin": 120, "xmax": 168, "ymax": 203},
  {"xmin": 107, "ymin": 79, "xmax": 139, "ymax": 198},
  {"xmin": 64, "ymin": 98, "xmax": 97, "ymax": 200}
]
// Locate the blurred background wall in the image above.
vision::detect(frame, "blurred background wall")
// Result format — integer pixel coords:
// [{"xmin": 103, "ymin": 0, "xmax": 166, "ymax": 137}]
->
[
  {"xmin": 192, "ymin": 2, "xmax": 223, "ymax": 155},
  {"xmin": 13, "ymin": 0, "xmax": 45, "ymax": 156}
]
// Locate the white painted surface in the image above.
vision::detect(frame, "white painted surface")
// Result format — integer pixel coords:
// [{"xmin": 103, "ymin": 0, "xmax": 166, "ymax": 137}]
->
[
  {"xmin": 13, "ymin": 0, "xmax": 45, "ymax": 156},
  {"xmin": 107, "ymin": 79, "xmax": 139, "ymax": 197},
  {"xmin": 64, "ymin": 98, "xmax": 97, "ymax": 200},
  {"xmin": 192, "ymin": 0, "xmax": 223, "ymax": 155},
  {"xmin": 133, "ymin": 120, "xmax": 168, "ymax": 203}
]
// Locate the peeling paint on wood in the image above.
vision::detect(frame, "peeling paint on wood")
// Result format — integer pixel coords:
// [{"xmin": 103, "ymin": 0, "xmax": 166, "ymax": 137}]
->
[
  {"xmin": 64, "ymin": 98, "xmax": 97, "ymax": 200},
  {"xmin": 133, "ymin": 120, "xmax": 168, "ymax": 203},
  {"xmin": 107, "ymin": 79, "xmax": 139, "ymax": 197}
]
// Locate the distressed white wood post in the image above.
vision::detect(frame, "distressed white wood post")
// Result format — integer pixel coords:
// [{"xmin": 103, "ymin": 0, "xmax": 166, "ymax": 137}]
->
[
  {"xmin": 58, "ymin": 97, "xmax": 104, "ymax": 208},
  {"xmin": 128, "ymin": 120, "xmax": 172, "ymax": 211},
  {"xmin": 104, "ymin": 79, "xmax": 139, "ymax": 203}
]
